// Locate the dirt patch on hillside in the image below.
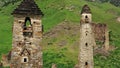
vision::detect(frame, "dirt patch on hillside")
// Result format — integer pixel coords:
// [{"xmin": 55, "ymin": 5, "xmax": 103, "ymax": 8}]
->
[
  {"xmin": 43, "ymin": 21, "xmax": 80, "ymax": 38},
  {"xmin": 42, "ymin": 21, "xmax": 80, "ymax": 47}
]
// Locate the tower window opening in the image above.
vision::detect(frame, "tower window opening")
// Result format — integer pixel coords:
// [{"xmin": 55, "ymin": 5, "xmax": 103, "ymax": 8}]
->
[
  {"xmin": 19, "ymin": 21, "xmax": 21, "ymax": 23},
  {"xmin": 22, "ymin": 57, "xmax": 28, "ymax": 63},
  {"xmin": 85, "ymin": 43, "xmax": 88, "ymax": 47},
  {"xmin": 23, "ymin": 17, "xmax": 33, "ymax": 37},
  {"xmin": 85, "ymin": 62, "xmax": 88, "ymax": 68},
  {"xmin": 85, "ymin": 31, "xmax": 88, "ymax": 36},
  {"xmin": 85, "ymin": 15, "xmax": 89, "ymax": 23},
  {"xmin": 85, "ymin": 62, "xmax": 88, "ymax": 65},
  {"xmin": 85, "ymin": 15, "xmax": 88, "ymax": 18},
  {"xmin": 23, "ymin": 17, "xmax": 32, "ymax": 30},
  {"xmin": 24, "ymin": 58, "xmax": 27, "ymax": 62}
]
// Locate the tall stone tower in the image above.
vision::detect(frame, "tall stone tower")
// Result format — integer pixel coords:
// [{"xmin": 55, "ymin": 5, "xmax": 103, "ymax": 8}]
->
[
  {"xmin": 11, "ymin": 0, "xmax": 43, "ymax": 68},
  {"xmin": 78, "ymin": 5, "xmax": 95, "ymax": 68}
]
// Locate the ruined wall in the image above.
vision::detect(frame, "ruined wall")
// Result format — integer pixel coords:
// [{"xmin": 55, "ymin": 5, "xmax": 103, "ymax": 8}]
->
[
  {"xmin": 92, "ymin": 23, "xmax": 106, "ymax": 42},
  {"xmin": 92, "ymin": 23, "xmax": 109, "ymax": 51},
  {"xmin": 11, "ymin": 15, "xmax": 43, "ymax": 68}
]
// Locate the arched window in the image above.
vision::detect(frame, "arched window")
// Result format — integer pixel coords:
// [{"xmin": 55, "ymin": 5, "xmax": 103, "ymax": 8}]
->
[
  {"xmin": 24, "ymin": 17, "xmax": 32, "ymax": 29},
  {"xmin": 23, "ymin": 17, "xmax": 33, "ymax": 37}
]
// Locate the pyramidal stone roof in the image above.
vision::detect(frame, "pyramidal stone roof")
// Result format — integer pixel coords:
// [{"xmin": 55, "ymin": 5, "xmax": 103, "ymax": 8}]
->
[
  {"xmin": 12, "ymin": 0, "xmax": 43, "ymax": 16},
  {"xmin": 81, "ymin": 4, "xmax": 91, "ymax": 14}
]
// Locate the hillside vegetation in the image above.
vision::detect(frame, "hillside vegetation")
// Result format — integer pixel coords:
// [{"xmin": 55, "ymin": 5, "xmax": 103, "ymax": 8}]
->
[{"xmin": 0, "ymin": 0, "xmax": 120, "ymax": 68}]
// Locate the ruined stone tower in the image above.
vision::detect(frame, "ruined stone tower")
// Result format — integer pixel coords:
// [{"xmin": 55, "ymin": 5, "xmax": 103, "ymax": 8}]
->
[
  {"xmin": 78, "ymin": 5, "xmax": 95, "ymax": 68},
  {"xmin": 11, "ymin": 0, "xmax": 43, "ymax": 68}
]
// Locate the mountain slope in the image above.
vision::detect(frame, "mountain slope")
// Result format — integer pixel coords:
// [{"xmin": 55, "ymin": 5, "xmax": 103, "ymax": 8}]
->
[{"xmin": 0, "ymin": 0, "xmax": 120, "ymax": 68}]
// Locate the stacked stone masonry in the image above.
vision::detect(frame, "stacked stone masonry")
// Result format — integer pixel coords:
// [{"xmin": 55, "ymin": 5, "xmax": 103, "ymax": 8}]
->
[{"xmin": 10, "ymin": 0, "xmax": 43, "ymax": 68}]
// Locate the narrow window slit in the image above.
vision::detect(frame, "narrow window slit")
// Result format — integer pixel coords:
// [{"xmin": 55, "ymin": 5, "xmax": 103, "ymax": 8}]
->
[
  {"xmin": 85, "ymin": 15, "xmax": 88, "ymax": 18},
  {"xmin": 85, "ymin": 62, "xmax": 88, "ymax": 68},
  {"xmin": 85, "ymin": 62, "xmax": 88, "ymax": 65},
  {"xmin": 85, "ymin": 43, "xmax": 88, "ymax": 47},
  {"xmin": 85, "ymin": 31, "xmax": 88, "ymax": 36},
  {"xmin": 19, "ymin": 21, "xmax": 21, "ymax": 23},
  {"xmin": 24, "ymin": 58, "xmax": 27, "ymax": 62}
]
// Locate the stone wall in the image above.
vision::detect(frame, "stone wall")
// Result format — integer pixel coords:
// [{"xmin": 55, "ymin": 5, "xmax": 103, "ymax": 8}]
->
[
  {"xmin": 92, "ymin": 23, "xmax": 109, "ymax": 51},
  {"xmin": 92, "ymin": 23, "xmax": 106, "ymax": 42},
  {"xmin": 79, "ymin": 23, "xmax": 95, "ymax": 68}
]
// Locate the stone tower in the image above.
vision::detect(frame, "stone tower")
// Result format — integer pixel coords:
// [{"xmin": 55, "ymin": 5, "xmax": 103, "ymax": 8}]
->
[
  {"xmin": 11, "ymin": 0, "xmax": 43, "ymax": 68},
  {"xmin": 78, "ymin": 5, "xmax": 95, "ymax": 68}
]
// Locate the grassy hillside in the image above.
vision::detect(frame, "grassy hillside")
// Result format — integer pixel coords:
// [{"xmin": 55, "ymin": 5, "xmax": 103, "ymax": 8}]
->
[{"xmin": 0, "ymin": 0, "xmax": 120, "ymax": 68}]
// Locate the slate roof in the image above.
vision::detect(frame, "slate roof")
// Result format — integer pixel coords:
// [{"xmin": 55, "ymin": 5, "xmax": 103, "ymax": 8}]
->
[
  {"xmin": 12, "ymin": 0, "xmax": 44, "ymax": 16},
  {"xmin": 81, "ymin": 4, "xmax": 91, "ymax": 14}
]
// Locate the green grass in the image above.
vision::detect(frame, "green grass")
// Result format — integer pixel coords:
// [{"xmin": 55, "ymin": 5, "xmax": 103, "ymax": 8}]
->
[{"xmin": 0, "ymin": 0, "xmax": 120, "ymax": 68}]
